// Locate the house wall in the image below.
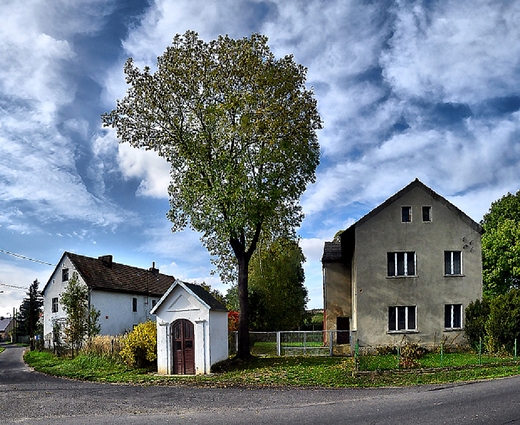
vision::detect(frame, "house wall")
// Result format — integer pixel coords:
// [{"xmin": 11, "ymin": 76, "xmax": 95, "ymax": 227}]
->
[
  {"xmin": 155, "ymin": 285, "xmax": 228, "ymax": 375},
  {"xmin": 323, "ymin": 259, "xmax": 352, "ymax": 339},
  {"xmin": 90, "ymin": 291, "xmax": 160, "ymax": 335},
  {"xmin": 353, "ymin": 185, "xmax": 482, "ymax": 348},
  {"xmin": 43, "ymin": 255, "xmax": 160, "ymax": 347}
]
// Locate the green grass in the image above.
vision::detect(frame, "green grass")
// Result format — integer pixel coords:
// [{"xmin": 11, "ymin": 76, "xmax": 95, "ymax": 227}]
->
[
  {"xmin": 0, "ymin": 347, "xmax": 4, "ymax": 354},
  {"xmin": 23, "ymin": 350, "xmax": 520, "ymax": 388},
  {"xmin": 358, "ymin": 352, "xmax": 519, "ymax": 371}
]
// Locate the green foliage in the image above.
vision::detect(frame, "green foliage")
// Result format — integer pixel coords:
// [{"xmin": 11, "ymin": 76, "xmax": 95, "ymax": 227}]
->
[
  {"xmin": 226, "ymin": 238, "xmax": 308, "ymax": 331},
  {"xmin": 18, "ymin": 279, "xmax": 43, "ymax": 350},
  {"xmin": 120, "ymin": 321, "xmax": 157, "ymax": 368},
  {"xmin": 59, "ymin": 272, "xmax": 100, "ymax": 356},
  {"xmin": 102, "ymin": 31, "xmax": 321, "ymax": 358},
  {"xmin": 481, "ymin": 190, "xmax": 520, "ymax": 296},
  {"xmin": 485, "ymin": 289, "xmax": 520, "ymax": 354},
  {"xmin": 464, "ymin": 298, "xmax": 491, "ymax": 349}
]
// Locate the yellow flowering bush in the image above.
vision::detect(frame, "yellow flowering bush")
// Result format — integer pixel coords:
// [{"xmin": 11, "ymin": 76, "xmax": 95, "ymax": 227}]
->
[{"xmin": 120, "ymin": 320, "xmax": 157, "ymax": 368}]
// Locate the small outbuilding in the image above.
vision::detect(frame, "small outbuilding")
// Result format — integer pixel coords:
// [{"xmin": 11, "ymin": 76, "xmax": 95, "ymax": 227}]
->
[{"xmin": 151, "ymin": 280, "xmax": 228, "ymax": 375}]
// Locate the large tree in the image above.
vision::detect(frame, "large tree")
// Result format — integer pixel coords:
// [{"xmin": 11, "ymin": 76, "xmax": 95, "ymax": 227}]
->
[
  {"xmin": 102, "ymin": 31, "xmax": 321, "ymax": 358},
  {"xmin": 481, "ymin": 190, "xmax": 520, "ymax": 296},
  {"xmin": 18, "ymin": 279, "xmax": 43, "ymax": 350},
  {"xmin": 227, "ymin": 237, "xmax": 308, "ymax": 331}
]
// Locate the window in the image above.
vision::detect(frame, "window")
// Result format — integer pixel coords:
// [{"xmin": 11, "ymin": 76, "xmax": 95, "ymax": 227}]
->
[
  {"xmin": 389, "ymin": 306, "xmax": 416, "ymax": 332},
  {"xmin": 62, "ymin": 268, "xmax": 69, "ymax": 282},
  {"xmin": 422, "ymin": 206, "xmax": 432, "ymax": 222},
  {"xmin": 151, "ymin": 299, "xmax": 157, "ymax": 309},
  {"xmin": 132, "ymin": 297, "xmax": 138, "ymax": 312},
  {"xmin": 445, "ymin": 304, "xmax": 463, "ymax": 329},
  {"xmin": 52, "ymin": 297, "xmax": 59, "ymax": 313},
  {"xmin": 387, "ymin": 252, "xmax": 416, "ymax": 276},
  {"xmin": 445, "ymin": 251, "xmax": 462, "ymax": 275},
  {"xmin": 401, "ymin": 206, "xmax": 412, "ymax": 222}
]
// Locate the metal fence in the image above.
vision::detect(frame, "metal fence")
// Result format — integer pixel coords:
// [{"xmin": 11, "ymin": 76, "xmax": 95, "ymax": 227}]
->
[
  {"xmin": 352, "ymin": 339, "xmax": 520, "ymax": 372},
  {"xmin": 229, "ymin": 330, "xmax": 351, "ymax": 357}
]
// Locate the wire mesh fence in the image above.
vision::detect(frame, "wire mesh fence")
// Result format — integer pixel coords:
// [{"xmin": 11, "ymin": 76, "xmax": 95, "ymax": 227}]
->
[{"xmin": 229, "ymin": 330, "xmax": 351, "ymax": 357}]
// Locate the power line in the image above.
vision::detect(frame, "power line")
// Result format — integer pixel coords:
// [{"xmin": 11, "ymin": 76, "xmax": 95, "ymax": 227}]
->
[
  {"xmin": 0, "ymin": 249, "xmax": 55, "ymax": 266},
  {"xmin": 0, "ymin": 282, "xmax": 27, "ymax": 291}
]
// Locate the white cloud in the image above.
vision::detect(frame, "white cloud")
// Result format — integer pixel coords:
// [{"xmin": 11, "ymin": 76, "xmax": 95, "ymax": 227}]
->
[
  {"xmin": 382, "ymin": 1, "xmax": 520, "ymax": 104},
  {"xmin": 117, "ymin": 144, "xmax": 171, "ymax": 198}
]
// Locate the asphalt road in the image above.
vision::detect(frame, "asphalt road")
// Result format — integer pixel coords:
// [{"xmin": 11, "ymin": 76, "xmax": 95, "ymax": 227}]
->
[{"xmin": 2, "ymin": 343, "xmax": 520, "ymax": 424}]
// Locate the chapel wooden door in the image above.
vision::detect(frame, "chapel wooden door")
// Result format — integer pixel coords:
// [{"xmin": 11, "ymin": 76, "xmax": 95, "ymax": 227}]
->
[{"xmin": 172, "ymin": 319, "xmax": 195, "ymax": 375}]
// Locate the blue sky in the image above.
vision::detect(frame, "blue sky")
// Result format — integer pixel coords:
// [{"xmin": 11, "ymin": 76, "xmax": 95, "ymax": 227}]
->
[{"xmin": 1, "ymin": 0, "xmax": 520, "ymax": 318}]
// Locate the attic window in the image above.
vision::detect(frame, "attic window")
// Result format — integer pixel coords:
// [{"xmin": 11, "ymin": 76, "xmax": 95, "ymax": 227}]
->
[
  {"xmin": 62, "ymin": 268, "xmax": 69, "ymax": 282},
  {"xmin": 422, "ymin": 206, "xmax": 432, "ymax": 222},
  {"xmin": 401, "ymin": 206, "xmax": 412, "ymax": 222}
]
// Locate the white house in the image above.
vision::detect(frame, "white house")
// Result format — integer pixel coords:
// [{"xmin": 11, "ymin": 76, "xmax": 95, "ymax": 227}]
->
[
  {"xmin": 42, "ymin": 252, "xmax": 175, "ymax": 346},
  {"xmin": 151, "ymin": 280, "xmax": 228, "ymax": 375}
]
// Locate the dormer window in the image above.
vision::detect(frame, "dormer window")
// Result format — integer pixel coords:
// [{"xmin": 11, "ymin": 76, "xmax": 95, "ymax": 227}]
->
[{"xmin": 401, "ymin": 206, "xmax": 412, "ymax": 222}]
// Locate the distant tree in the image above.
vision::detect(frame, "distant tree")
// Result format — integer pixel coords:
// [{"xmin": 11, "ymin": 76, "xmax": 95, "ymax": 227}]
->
[
  {"xmin": 481, "ymin": 191, "xmax": 520, "ymax": 296},
  {"xmin": 227, "ymin": 238, "xmax": 308, "ymax": 331},
  {"xmin": 200, "ymin": 282, "xmax": 226, "ymax": 306},
  {"xmin": 18, "ymin": 279, "xmax": 43, "ymax": 350},
  {"xmin": 102, "ymin": 31, "xmax": 321, "ymax": 358},
  {"xmin": 60, "ymin": 272, "xmax": 100, "ymax": 356}
]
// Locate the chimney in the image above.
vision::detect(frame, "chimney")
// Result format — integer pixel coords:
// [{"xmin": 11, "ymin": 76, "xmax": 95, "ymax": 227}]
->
[
  {"xmin": 149, "ymin": 261, "xmax": 159, "ymax": 274},
  {"xmin": 99, "ymin": 255, "xmax": 113, "ymax": 267}
]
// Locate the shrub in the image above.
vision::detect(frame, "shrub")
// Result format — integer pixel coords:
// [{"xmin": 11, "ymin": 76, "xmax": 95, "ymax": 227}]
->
[
  {"xmin": 485, "ymin": 289, "xmax": 520, "ymax": 354},
  {"xmin": 83, "ymin": 335, "xmax": 123, "ymax": 360},
  {"xmin": 399, "ymin": 342, "xmax": 427, "ymax": 369},
  {"xmin": 119, "ymin": 321, "xmax": 157, "ymax": 368},
  {"xmin": 464, "ymin": 298, "xmax": 490, "ymax": 349}
]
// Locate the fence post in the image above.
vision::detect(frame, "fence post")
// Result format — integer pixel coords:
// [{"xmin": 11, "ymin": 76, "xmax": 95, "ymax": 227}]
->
[
  {"xmin": 276, "ymin": 331, "xmax": 281, "ymax": 356},
  {"xmin": 515, "ymin": 338, "xmax": 517, "ymax": 361},
  {"xmin": 440, "ymin": 341, "xmax": 444, "ymax": 368},
  {"xmin": 478, "ymin": 337, "xmax": 482, "ymax": 365},
  {"xmin": 329, "ymin": 331, "xmax": 333, "ymax": 356},
  {"xmin": 354, "ymin": 339, "xmax": 359, "ymax": 372}
]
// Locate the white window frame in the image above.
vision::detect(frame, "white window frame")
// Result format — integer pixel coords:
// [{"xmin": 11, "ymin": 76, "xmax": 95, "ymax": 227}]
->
[
  {"xmin": 387, "ymin": 252, "xmax": 417, "ymax": 277},
  {"xmin": 51, "ymin": 297, "xmax": 59, "ymax": 313},
  {"xmin": 388, "ymin": 306, "xmax": 417, "ymax": 332},
  {"xmin": 445, "ymin": 251, "xmax": 462, "ymax": 275},
  {"xmin": 444, "ymin": 304, "xmax": 463, "ymax": 329}
]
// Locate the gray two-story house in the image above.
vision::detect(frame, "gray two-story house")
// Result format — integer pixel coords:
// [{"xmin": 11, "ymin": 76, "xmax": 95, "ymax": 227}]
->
[{"xmin": 322, "ymin": 179, "xmax": 482, "ymax": 349}]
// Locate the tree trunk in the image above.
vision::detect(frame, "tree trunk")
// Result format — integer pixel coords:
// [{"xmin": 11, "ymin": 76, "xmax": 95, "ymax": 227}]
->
[{"xmin": 236, "ymin": 252, "xmax": 251, "ymax": 359}]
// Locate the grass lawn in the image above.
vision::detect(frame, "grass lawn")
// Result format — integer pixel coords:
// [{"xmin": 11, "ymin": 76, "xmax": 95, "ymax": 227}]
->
[{"xmin": 23, "ymin": 350, "xmax": 520, "ymax": 388}]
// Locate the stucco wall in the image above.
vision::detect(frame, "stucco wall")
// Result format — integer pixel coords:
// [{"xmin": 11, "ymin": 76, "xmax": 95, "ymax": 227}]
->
[
  {"xmin": 43, "ymin": 256, "xmax": 160, "ymax": 347},
  {"xmin": 353, "ymin": 185, "xmax": 482, "ymax": 348},
  {"xmin": 155, "ymin": 285, "xmax": 228, "ymax": 375},
  {"xmin": 323, "ymin": 260, "xmax": 352, "ymax": 337}
]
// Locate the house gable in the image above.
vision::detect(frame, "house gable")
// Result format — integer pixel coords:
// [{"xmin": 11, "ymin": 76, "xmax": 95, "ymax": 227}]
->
[{"xmin": 322, "ymin": 179, "xmax": 483, "ymax": 350}]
